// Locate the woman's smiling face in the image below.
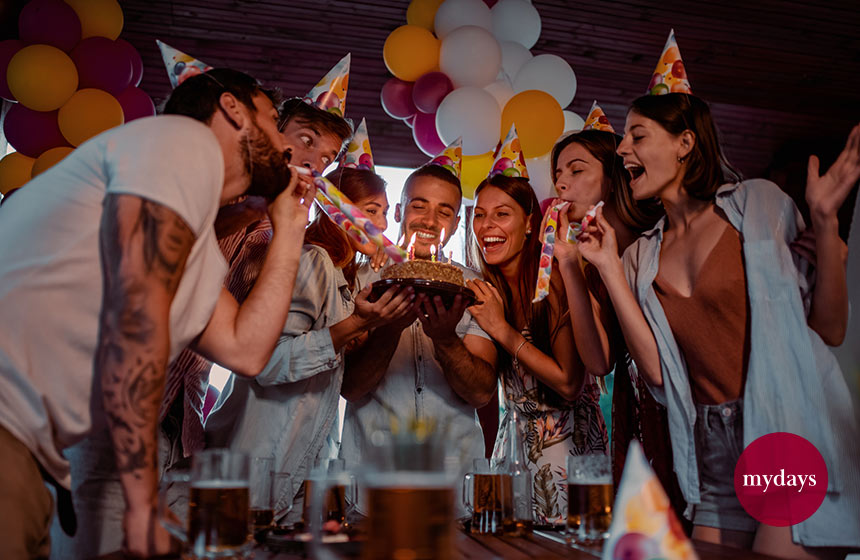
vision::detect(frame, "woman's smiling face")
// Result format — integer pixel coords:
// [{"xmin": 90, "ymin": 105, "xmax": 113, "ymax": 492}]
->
[
  {"xmin": 472, "ymin": 185, "xmax": 530, "ymax": 268},
  {"xmin": 617, "ymin": 110, "xmax": 688, "ymax": 200}
]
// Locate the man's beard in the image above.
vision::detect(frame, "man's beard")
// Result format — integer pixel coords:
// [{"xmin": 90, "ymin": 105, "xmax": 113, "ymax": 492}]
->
[{"xmin": 241, "ymin": 122, "xmax": 292, "ymax": 201}]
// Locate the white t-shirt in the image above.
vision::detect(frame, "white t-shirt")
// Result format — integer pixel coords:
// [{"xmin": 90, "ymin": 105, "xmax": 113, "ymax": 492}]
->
[{"xmin": 0, "ymin": 115, "xmax": 228, "ymax": 487}]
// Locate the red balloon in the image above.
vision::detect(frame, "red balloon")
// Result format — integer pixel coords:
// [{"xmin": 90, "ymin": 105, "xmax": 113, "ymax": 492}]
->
[
  {"xmin": 3, "ymin": 104, "xmax": 69, "ymax": 158},
  {"xmin": 71, "ymin": 37, "xmax": 133, "ymax": 96},
  {"xmin": 0, "ymin": 40, "xmax": 25, "ymax": 101},
  {"xmin": 412, "ymin": 72, "xmax": 453, "ymax": 114},
  {"xmin": 412, "ymin": 111, "xmax": 445, "ymax": 157},
  {"xmin": 18, "ymin": 0, "xmax": 82, "ymax": 52},
  {"xmin": 116, "ymin": 86, "xmax": 155, "ymax": 122},
  {"xmin": 116, "ymin": 38, "xmax": 144, "ymax": 87},
  {"xmin": 405, "ymin": 114, "xmax": 417, "ymax": 129},
  {"xmin": 381, "ymin": 77, "xmax": 417, "ymax": 120}
]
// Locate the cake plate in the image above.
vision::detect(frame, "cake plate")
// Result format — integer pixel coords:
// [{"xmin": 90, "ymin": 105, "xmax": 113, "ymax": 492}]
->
[{"xmin": 368, "ymin": 278, "xmax": 478, "ymax": 309}]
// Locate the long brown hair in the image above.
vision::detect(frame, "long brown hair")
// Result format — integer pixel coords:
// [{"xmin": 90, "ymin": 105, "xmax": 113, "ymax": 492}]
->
[
  {"xmin": 551, "ymin": 129, "xmax": 663, "ymax": 232},
  {"xmin": 304, "ymin": 167, "xmax": 387, "ymax": 288}
]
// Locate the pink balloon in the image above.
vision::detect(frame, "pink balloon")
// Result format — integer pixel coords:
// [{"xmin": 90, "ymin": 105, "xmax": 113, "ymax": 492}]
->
[
  {"xmin": 412, "ymin": 111, "xmax": 446, "ymax": 157},
  {"xmin": 412, "ymin": 72, "xmax": 453, "ymax": 114},
  {"xmin": 381, "ymin": 77, "xmax": 417, "ymax": 120},
  {"xmin": 71, "ymin": 37, "xmax": 133, "ymax": 96},
  {"xmin": 116, "ymin": 39, "xmax": 144, "ymax": 87},
  {"xmin": 3, "ymin": 103, "xmax": 69, "ymax": 158},
  {"xmin": 405, "ymin": 114, "xmax": 417, "ymax": 129},
  {"xmin": 0, "ymin": 40, "xmax": 25, "ymax": 101},
  {"xmin": 18, "ymin": 0, "xmax": 81, "ymax": 52},
  {"xmin": 116, "ymin": 86, "xmax": 156, "ymax": 122}
]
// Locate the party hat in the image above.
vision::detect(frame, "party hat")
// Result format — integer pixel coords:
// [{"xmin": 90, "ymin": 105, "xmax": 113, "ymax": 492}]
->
[
  {"xmin": 427, "ymin": 137, "xmax": 463, "ymax": 180},
  {"xmin": 305, "ymin": 53, "xmax": 350, "ymax": 117},
  {"xmin": 489, "ymin": 124, "xmax": 528, "ymax": 179},
  {"xmin": 156, "ymin": 40, "xmax": 213, "ymax": 89},
  {"xmin": 583, "ymin": 100, "xmax": 615, "ymax": 133},
  {"xmin": 647, "ymin": 29, "xmax": 692, "ymax": 96},
  {"xmin": 342, "ymin": 118, "xmax": 374, "ymax": 171},
  {"xmin": 601, "ymin": 441, "xmax": 698, "ymax": 560}
]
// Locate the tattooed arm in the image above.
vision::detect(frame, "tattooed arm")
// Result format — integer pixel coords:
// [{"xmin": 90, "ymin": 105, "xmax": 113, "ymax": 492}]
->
[{"xmin": 96, "ymin": 194, "xmax": 194, "ymax": 557}]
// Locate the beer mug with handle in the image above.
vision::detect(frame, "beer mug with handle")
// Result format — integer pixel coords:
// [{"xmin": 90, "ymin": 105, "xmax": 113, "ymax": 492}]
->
[
  {"xmin": 463, "ymin": 458, "xmax": 514, "ymax": 535},
  {"xmin": 567, "ymin": 453, "xmax": 613, "ymax": 546},
  {"xmin": 160, "ymin": 449, "xmax": 252, "ymax": 558}
]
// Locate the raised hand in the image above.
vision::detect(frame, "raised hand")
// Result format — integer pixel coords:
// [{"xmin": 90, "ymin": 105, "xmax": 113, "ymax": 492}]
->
[
  {"xmin": 806, "ymin": 123, "xmax": 860, "ymax": 221},
  {"xmin": 465, "ymin": 279, "xmax": 508, "ymax": 340},
  {"xmin": 268, "ymin": 165, "xmax": 315, "ymax": 233},
  {"xmin": 554, "ymin": 201, "xmax": 582, "ymax": 265},
  {"xmin": 370, "ymin": 245, "xmax": 389, "ymax": 273},
  {"xmin": 576, "ymin": 206, "xmax": 621, "ymax": 273}
]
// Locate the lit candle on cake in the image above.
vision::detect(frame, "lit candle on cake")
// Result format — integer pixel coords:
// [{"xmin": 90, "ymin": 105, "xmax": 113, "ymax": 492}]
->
[
  {"xmin": 407, "ymin": 232, "xmax": 417, "ymax": 260},
  {"xmin": 398, "ymin": 234, "xmax": 406, "ymax": 247},
  {"xmin": 430, "ymin": 244, "xmax": 437, "ymax": 262},
  {"xmin": 438, "ymin": 228, "xmax": 446, "ymax": 262}
]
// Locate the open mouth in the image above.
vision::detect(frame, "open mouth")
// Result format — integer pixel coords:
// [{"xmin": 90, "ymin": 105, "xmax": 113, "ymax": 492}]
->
[
  {"xmin": 414, "ymin": 230, "xmax": 437, "ymax": 242},
  {"xmin": 481, "ymin": 236, "xmax": 507, "ymax": 252},
  {"xmin": 624, "ymin": 162, "xmax": 645, "ymax": 184}
]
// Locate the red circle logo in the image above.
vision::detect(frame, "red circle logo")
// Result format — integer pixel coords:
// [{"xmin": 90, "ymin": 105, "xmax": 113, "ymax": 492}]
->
[{"xmin": 734, "ymin": 432, "xmax": 828, "ymax": 526}]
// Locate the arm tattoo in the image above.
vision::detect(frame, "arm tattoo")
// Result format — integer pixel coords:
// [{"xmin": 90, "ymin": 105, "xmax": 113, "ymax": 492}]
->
[{"xmin": 96, "ymin": 195, "xmax": 195, "ymax": 476}]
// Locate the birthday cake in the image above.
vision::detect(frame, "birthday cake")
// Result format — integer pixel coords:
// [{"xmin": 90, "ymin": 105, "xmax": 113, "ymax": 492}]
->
[{"xmin": 381, "ymin": 259, "xmax": 464, "ymax": 287}]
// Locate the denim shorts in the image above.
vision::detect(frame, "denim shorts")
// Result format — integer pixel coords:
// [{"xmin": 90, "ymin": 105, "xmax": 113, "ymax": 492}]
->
[{"xmin": 693, "ymin": 399, "xmax": 758, "ymax": 532}]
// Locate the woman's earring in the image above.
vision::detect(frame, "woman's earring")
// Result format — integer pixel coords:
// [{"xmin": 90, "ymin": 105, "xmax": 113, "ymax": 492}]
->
[
  {"xmin": 677, "ymin": 156, "xmax": 686, "ymax": 163},
  {"xmin": 526, "ymin": 229, "xmax": 532, "ymax": 235}
]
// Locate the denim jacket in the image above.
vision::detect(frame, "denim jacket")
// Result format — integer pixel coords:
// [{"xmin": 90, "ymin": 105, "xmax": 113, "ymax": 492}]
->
[
  {"xmin": 205, "ymin": 245, "xmax": 352, "ymax": 521},
  {"xmin": 623, "ymin": 179, "xmax": 860, "ymax": 546}
]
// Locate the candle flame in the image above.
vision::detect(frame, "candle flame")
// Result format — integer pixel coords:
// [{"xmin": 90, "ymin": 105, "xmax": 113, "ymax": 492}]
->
[
  {"xmin": 439, "ymin": 228, "xmax": 446, "ymax": 245},
  {"xmin": 430, "ymin": 244, "xmax": 436, "ymax": 261},
  {"xmin": 398, "ymin": 234, "xmax": 406, "ymax": 247}
]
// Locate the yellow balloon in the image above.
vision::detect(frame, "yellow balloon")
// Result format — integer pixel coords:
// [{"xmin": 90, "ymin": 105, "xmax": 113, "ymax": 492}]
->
[
  {"xmin": 407, "ymin": 0, "xmax": 444, "ymax": 32},
  {"xmin": 0, "ymin": 152, "xmax": 35, "ymax": 194},
  {"xmin": 461, "ymin": 151, "xmax": 495, "ymax": 200},
  {"xmin": 64, "ymin": 0, "xmax": 124, "ymax": 40},
  {"xmin": 58, "ymin": 88, "xmax": 124, "ymax": 147},
  {"xmin": 32, "ymin": 146, "xmax": 76, "ymax": 177},
  {"xmin": 383, "ymin": 25, "xmax": 440, "ymax": 82},
  {"xmin": 501, "ymin": 90, "xmax": 564, "ymax": 158},
  {"xmin": 7, "ymin": 45, "xmax": 78, "ymax": 111}
]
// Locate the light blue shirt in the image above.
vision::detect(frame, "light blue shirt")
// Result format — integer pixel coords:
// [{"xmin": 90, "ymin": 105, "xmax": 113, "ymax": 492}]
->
[{"xmin": 623, "ymin": 179, "xmax": 860, "ymax": 546}]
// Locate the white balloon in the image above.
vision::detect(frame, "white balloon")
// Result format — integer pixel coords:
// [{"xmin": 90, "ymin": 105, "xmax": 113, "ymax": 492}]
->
[
  {"xmin": 434, "ymin": 0, "xmax": 493, "ymax": 39},
  {"xmin": 436, "ymin": 86, "xmax": 501, "ymax": 155},
  {"xmin": 562, "ymin": 110, "xmax": 585, "ymax": 133},
  {"xmin": 499, "ymin": 41, "xmax": 532, "ymax": 81},
  {"xmin": 440, "ymin": 26, "xmax": 502, "ymax": 88},
  {"xmin": 484, "ymin": 79, "xmax": 515, "ymax": 111},
  {"xmin": 513, "ymin": 54, "xmax": 577, "ymax": 108},
  {"xmin": 491, "ymin": 0, "xmax": 541, "ymax": 49},
  {"xmin": 525, "ymin": 154, "xmax": 554, "ymax": 200}
]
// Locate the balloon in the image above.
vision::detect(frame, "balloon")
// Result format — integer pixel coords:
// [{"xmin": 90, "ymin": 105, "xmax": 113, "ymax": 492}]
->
[
  {"xmin": 412, "ymin": 71, "xmax": 453, "ymax": 113},
  {"xmin": 461, "ymin": 150, "xmax": 494, "ymax": 199},
  {"xmin": 562, "ymin": 110, "xmax": 584, "ymax": 133},
  {"xmin": 3, "ymin": 104, "xmax": 68, "ymax": 158},
  {"xmin": 381, "ymin": 77, "xmax": 418, "ymax": 120},
  {"xmin": 116, "ymin": 86, "xmax": 155, "ymax": 122},
  {"xmin": 501, "ymin": 90, "xmax": 563, "ymax": 158},
  {"xmin": 7, "ymin": 45, "xmax": 78, "ymax": 111},
  {"xmin": 525, "ymin": 153, "xmax": 553, "ymax": 199},
  {"xmin": 58, "ymin": 88, "xmax": 124, "ymax": 147},
  {"xmin": 71, "ymin": 37, "xmax": 133, "ymax": 96},
  {"xmin": 65, "ymin": 0, "xmax": 124, "ymax": 40},
  {"xmin": 116, "ymin": 39, "xmax": 144, "ymax": 86},
  {"xmin": 18, "ymin": 0, "xmax": 82, "ymax": 52},
  {"xmin": 484, "ymin": 79, "xmax": 515, "ymax": 110},
  {"xmin": 436, "ymin": 86, "xmax": 501, "ymax": 155},
  {"xmin": 32, "ymin": 146, "xmax": 75, "ymax": 177},
  {"xmin": 412, "ymin": 111, "xmax": 445, "ymax": 157},
  {"xmin": 513, "ymin": 54, "xmax": 577, "ymax": 108},
  {"xmin": 407, "ymin": 0, "xmax": 444, "ymax": 31},
  {"xmin": 0, "ymin": 152, "xmax": 35, "ymax": 194},
  {"xmin": 499, "ymin": 40, "xmax": 532, "ymax": 80},
  {"xmin": 0, "ymin": 40, "xmax": 25, "ymax": 101},
  {"xmin": 404, "ymin": 114, "xmax": 417, "ymax": 128},
  {"xmin": 491, "ymin": 0, "xmax": 541, "ymax": 49},
  {"xmin": 383, "ymin": 25, "xmax": 440, "ymax": 82},
  {"xmin": 439, "ymin": 25, "xmax": 501, "ymax": 88},
  {"xmin": 434, "ymin": 0, "xmax": 492, "ymax": 39}
]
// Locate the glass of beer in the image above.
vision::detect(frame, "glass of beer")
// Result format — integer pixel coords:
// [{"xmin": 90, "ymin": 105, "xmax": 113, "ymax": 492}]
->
[
  {"xmin": 160, "ymin": 449, "xmax": 251, "ymax": 558},
  {"xmin": 463, "ymin": 458, "xmax": 514, "ymax": 535},
  {"xmin": 301, "ymin": 459, "xmax": 354, "ymax": 529},
  {"xmin": 249, "ymin": 456, "xmax": 274, "ymax": 535},
  {"xmin": 566, "ymin": 453, "xmax": 613, "ymax": 545}
]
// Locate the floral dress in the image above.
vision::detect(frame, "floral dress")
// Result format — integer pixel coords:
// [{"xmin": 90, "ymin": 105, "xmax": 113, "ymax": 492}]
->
[{"xmin": 491, "ymin": 329, "xmax": 608, "ymax": 525}]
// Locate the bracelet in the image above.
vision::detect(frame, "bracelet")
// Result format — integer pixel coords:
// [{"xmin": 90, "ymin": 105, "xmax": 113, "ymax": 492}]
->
[{"xmin": 513, "ymin": 338, "xmax": 528, "ymax": 364}]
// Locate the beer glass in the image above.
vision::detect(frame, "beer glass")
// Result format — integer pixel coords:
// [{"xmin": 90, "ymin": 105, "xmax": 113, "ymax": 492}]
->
[
  {"xmin": 463, "ymin": 458, "xmax": 514, "ymax": 535},
  {"xmin": 301, "ymin": 459, "xmax": 355, "ymax": 529},
  {"xmin": 567, "ymin": 453, "xmax": 613, "ymax": 545},
  {"xmin": 250, "ymin": 456, "xmax": 274, "ymax": 533},
  {"xmin": 160, "ymin": 449, "xmax": 251, "ymax": 558}
]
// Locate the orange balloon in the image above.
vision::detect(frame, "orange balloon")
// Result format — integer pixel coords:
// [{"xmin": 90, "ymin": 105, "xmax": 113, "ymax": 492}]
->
[
  {"xmin": 65, "ymin": 0, "xmax": 124, "ymax": 40},
  {"xmin": 500, "ymin": 90, "xmax": 564, "ymax": 158},
  {"xmin": 383, "ymin": 25, "xmax": 440, "ymax": 82},
  {"xmin": 461, "ymin": 151, "xmax": 494, "ymax": 200},
  {"xmin": 58, "ymin": 88, "xmax": 124, "ymax": 147},
  {"xmin": 0, "ymin": 152, "xmax": 35, "ymax": 194},
  {"xmin": 32, "ymin": 146, "xmax": 75, "ymax": 177},
  {"xmin": 406, "ymin": 0, "xmax": 443, "ymax": 32},
  {"xmin": 6, "ymin": 45, "xmax": 78, "ymax": 111}
]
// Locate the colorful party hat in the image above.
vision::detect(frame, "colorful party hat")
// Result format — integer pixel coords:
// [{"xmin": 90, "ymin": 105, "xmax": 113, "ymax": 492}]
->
[
  {"xmin": 427, "ymin": 137, "xmax": 463, "ymax": 180},
  {"xmin": 601, "ymin": 441, "xmax": 698, "ymax": 560},
  {"xmin": 156, "ymin": 40, "xmax": 213, "ymax": 89},
  {"xmin": 304, "ymin": 53, "xmax": 350, "ymax": 117},
  {"xmin": 583, "ymin": 100, "xmax": 615, "ymax": 133},
  {"xmin": 342, "ymin": 118, "xmax": 374, "ymax": 171},
  {"xmin": 489, "ymin": 124, "xmax": 528, "ymax": 179},
  {"xmin": 647, "ymin": 29, "xmax": 692, "ymax": 96}
]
